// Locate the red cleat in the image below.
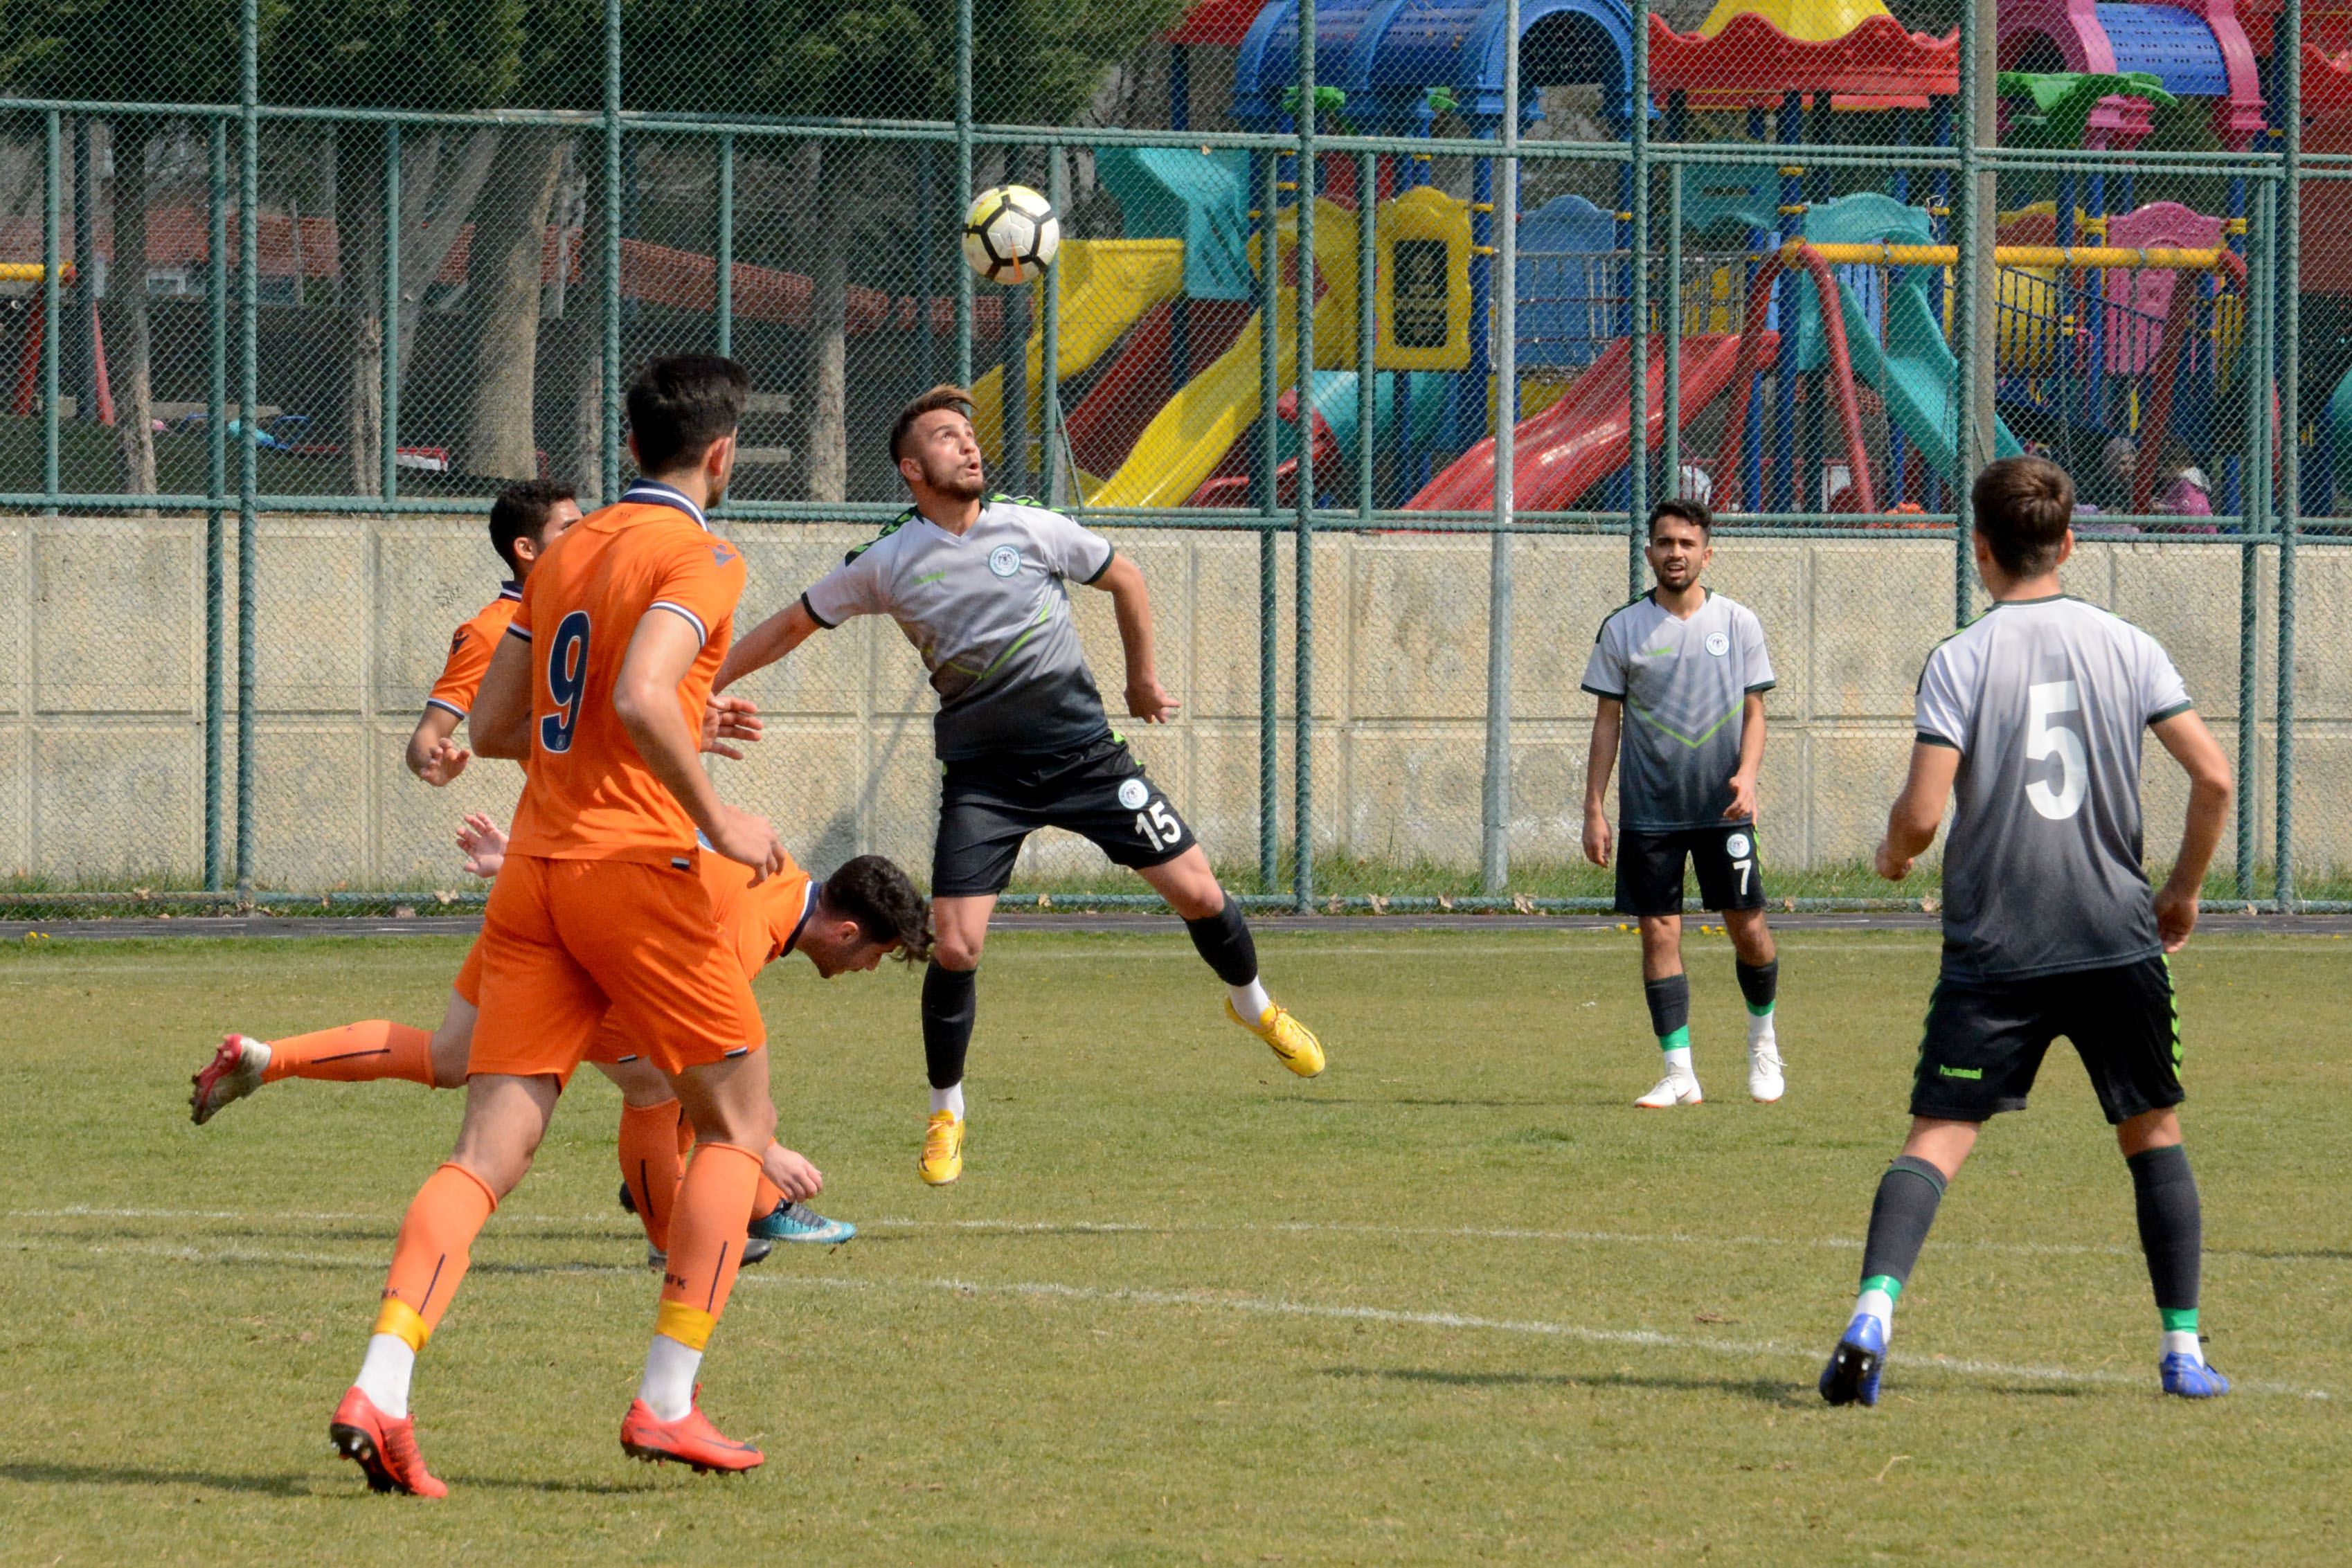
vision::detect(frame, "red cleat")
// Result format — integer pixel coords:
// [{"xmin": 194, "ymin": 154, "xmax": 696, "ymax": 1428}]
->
[
  {"xmin": 190, "ymin": 1034, "xmax": 269, "ymax": 1124},
  {"xmin": 329, "ymin": 1387, "xmax": 448, "ymax": 1497},
  {"xmin": 620, "ymin": 1388, "xmax": 763, "ymax": 1475}
]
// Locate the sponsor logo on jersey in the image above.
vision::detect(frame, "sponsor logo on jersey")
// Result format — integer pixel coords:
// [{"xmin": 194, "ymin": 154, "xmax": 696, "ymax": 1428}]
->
[
  {"xmin": 1705, "ymin": 631, "xmax": 1730, "ymax": 656},
  {"xmin": 1117, "ymin": 778, "xmax": 1150, "ymax": 811},
  {"xmin": 988, "ymin": 545, "xmax": 1023, "ymax": 577},
  {"xmin": 1726, "ymin": 831, "xmax": 1751, "ymax": 858}
]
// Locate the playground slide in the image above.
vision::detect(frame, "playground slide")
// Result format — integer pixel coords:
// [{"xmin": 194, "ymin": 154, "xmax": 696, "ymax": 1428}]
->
[
  {"xmin": 1832, "ymin": 276, "xmax": 2022, "ymax": 477},
  {"xmin": 971, "ymin": 240, "xmax": 1186, "ymax": 463},
  {"xmin": 1406, "ymin": 334, "xmax": 1761, "ymax": 514}
]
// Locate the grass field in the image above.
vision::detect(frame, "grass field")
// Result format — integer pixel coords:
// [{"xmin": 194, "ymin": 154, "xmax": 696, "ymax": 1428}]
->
[{"xmin": 1, "ymin": 926, "xmax": 2344, "ymax": 1565}]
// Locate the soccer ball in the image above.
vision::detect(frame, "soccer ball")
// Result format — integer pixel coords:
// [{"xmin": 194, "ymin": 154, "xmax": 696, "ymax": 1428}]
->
[{"xmin": 962, "ymin": 184, "xmax": 1059, "ymax": 285}]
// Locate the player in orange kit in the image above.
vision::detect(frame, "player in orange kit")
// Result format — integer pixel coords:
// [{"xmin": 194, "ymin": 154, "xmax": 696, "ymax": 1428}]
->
[{"xmin": 325, "ymin": 356, "xmax": 793, "ymax": 1495}]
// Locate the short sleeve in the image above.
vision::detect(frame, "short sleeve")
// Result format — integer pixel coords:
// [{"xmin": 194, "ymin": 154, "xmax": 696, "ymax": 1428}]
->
[
  {"xmin": 427, "ymin": 624, "xmax": 492, "ymax": 717},
  {"xmin": 1029, "ymin": 509, "xmax": 1115, "ymax": 584},
  {"xmin": 647, "ymin": 532, "xmax": 748, "ymax": 648},
  {"xmin": 801, "ymin": 542, "xmax": 885, "ymax": 630},
  {"xmin": 1913, "ymin": 643, "xmax": 1971, "ymax": 749},
  {"xmin": 1580, "ymin": 616, "xmax": 1628, "ymax": 700},
  {"xmin": 1739, "ymin": 607, "xmax": 1775, "ymax": 694},
  {"xmin": 2140, "ymin": 633, "xmax": 2193, "ymax": 725}
]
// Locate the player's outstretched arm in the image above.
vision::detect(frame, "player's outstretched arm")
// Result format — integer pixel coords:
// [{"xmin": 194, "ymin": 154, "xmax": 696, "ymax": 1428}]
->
[
  {"xmin": 1091, "ymin": 553, "xmax": 1179, "ymax": 722},
  {"xmin": 2151, "ymin": 710, "xmax": 2232, "ymax": 951},
  {"xmin": 1582, "ymin": 699, "xmax": 1622, "ymax": 867},
  {"xmin": 1875, "ymin": 742, "xmax": 1960, "ymax": 881},
  {"xmin": 613, "ymin": 609, "xmax": 784, "ymax": 881},
  {"xmin": 469, "ymin": 634, "xmax": 535, "ymax": 760},
  {"xmin": 406, "ymin": 707, "xmax": 469, "ymax": 785},
  {"xmin": 714, "ymin": 600, "xmax": 821, "ymax": 694}
]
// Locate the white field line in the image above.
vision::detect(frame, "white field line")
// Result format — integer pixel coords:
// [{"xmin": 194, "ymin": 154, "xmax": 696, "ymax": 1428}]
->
[
  {"xmin": 1, "ymin": 1232, "xmax": 2330, "ymax": 1401},
  {"xmin": 12, "ymin": 1205, "xmax": 2339, "ymax": 1266}
]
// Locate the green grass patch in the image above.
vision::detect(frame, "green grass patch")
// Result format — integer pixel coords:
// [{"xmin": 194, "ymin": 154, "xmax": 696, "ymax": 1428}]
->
[{"xmin": 0, "ymin": 928, "xmax": 2345, "ymax": 1562}]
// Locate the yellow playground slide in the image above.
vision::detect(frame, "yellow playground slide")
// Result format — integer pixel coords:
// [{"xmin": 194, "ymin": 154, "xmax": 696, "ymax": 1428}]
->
[
  {"xmin": 973, "ymin": 239, "xmax": 1186, "ymax": 463},
  {"xmin": 1087, "ymin": 200, "xmax": 1358, "ymax": 510}
]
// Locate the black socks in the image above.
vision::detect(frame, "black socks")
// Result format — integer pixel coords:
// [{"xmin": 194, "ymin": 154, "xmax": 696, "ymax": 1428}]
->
[
  {"xmin": 1183, "ymin": 898, "xmax": 1259, "ymax": 988},
  {"xmin": 2128, "ymin": 1144, "xmax": 2202, "ymax": 1315},
  {"xmin": 1859, "ymin": 1155, "xmax": 1949, "ymax": 1289},
  {"xmin": 1735, "ymin": 958, "xmax": 1778, "ymax": 1013},
  {"xmin": 1642, "ymin": 973, "xmax": 1691, "ymax": 1040},
  {"xmin": 921, "ymin": 961, "xmax": 978, "ymax": 1090}
]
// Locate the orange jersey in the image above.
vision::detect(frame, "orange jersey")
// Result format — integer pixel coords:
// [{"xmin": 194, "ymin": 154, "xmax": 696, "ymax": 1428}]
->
[
  {"xmin": 504, "ymin": 484, "xmax": 746, "ymax": 862},
  {"xmin": 703, "ymin": 849, "xmax": 816, "ymax": 977},
  {"xmin": 424, "ymin": 582, "xmax": 523, "ymax": 719}
]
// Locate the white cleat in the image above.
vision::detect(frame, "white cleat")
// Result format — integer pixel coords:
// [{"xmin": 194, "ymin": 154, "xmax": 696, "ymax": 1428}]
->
[
  {"xmin": 190, "ymin": 1033, "xmax": 271, "ymax": 1124},
  {"xmin": 1748, "ymin": 1036, "xmax": 1786, "ymax": 1103},
  {"xmin": 1634, "ymin": 1070, "xmax": 1704, "ymax": 1108}
]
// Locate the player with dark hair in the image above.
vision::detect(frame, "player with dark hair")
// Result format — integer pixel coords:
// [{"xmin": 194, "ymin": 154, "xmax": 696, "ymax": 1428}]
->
[
  {"xmin": 1819, "ymin": 455, "xmax": 2236, "ymax": 1406},
  {"xmin": 715, "ymin": 384, "xmax": 1326, "ymax": 1187},
  {"xmin": 406, "ymin": 480, "xmax": 582, "ymax": 786},
  {"xmin": 1582, "ymin": 498, "xmax": 1786, "ymax": 1107},
  {"xmin": 321, "ymin": 354, "xmax": 791, "ymax": 1493}
]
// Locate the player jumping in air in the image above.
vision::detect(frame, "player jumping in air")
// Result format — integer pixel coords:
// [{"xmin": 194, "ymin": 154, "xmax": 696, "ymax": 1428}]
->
[
  {"xmin": 1581, "ymin": 499, "xmax": 1785, "ymax": 1107},
  {"xmin": 1819, "ymin": 456, "xmax": 2235, "ymax": 1406},
  {"xmin": 325, "ymin": 355, "xmax": 796, "ymax": 1494},
  {"xmin": 715, "ymin": 384, "xmax": 1325, "ymax": 1187}
]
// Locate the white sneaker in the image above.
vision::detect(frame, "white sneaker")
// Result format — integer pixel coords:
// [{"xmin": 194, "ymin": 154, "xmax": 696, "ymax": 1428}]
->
[
  {"xmin": 1748, "ymin": 1034, "xmax": 1786, "ymax": 1103},
  {"xmin": 1635, "ymin": 1070, "xmax": 1704, "ymax": 1108}
]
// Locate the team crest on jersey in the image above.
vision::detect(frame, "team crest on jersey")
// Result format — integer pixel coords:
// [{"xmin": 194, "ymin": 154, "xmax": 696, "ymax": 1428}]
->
[
  {"xmin": 988, "ymin": 545, "xmax": 1022, "ymax": 577},
  {"xmin": 1726, "ymin": 832, "xmax": 1751, "ymax": 858},
  {"xmin": 1117, "ymin": 778, "xmax": 1150, "ymax": 810},
  {"xmin": 1705, "ymin": 631, "xmax": 1730, "ymax": 656}
]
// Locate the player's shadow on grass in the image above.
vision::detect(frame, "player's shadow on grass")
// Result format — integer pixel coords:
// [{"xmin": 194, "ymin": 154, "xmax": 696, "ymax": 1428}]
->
[
  {"xmin": 0, "ymin": 1461, "xmax": 316, "ymax": 1495},
  {"xmin": 1320, "ymin": 1366, "xmax": 1808, "ymax": 1406}
]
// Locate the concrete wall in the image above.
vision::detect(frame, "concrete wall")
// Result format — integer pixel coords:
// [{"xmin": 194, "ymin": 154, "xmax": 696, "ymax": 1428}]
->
[{"xmin": 3, "ymin": 514, "xmax": 2340, "ymax": 890}]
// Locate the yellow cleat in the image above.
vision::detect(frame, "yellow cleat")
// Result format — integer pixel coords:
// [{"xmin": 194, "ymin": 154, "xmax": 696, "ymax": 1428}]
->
[
  {"xmin": 1226, "ymin": 999, "xmax": 1326, "ymax": 1077},
  {"xmin": 918, "ymin": 1110, "xmax": 965, "ymax": 1186}
]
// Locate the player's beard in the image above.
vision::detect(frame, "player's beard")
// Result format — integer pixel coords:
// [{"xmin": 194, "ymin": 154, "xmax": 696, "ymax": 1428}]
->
[{"xmin": 928, "ymin": 459, "xmax": 986, "ymax": 502}]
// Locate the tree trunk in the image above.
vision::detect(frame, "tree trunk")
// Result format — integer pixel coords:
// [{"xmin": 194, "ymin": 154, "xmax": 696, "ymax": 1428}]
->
[
  {"xmin": 458, "ymin": 129, "xmax": 566, "ymax": 480},
  {"xmin": 807, "ymin": 145, "xmax": 849, "ymax": 502},
  {"xmin": 392, "ymin": 128, "xmax": 500, "ymax": 402},
  {"xmin": 553, "ymin": 170, "xmax": 607, "ymax": 505},
  {"xmin": 111, "ymin": 118, "xmax": 157, "ymax": 503},
  {"xmin": 338, "ymin": 137, "xmax": 384, "ymax": 496}
]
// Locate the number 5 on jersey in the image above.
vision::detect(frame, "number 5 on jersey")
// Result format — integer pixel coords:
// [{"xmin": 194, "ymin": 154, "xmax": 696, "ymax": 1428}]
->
[
  {"xmin": 541, "ymin": 610, "xmax": 591, "ymax": 753},
  {"xmin": 2025, "ymin": 678, "xmax": 2086, "ymax": 820}
]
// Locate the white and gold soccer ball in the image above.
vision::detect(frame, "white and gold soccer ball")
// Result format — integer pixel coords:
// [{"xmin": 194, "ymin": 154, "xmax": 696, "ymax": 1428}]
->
[{"xmin": 962, "ymin": 183, "xmax": 1059, "ymax": 285}]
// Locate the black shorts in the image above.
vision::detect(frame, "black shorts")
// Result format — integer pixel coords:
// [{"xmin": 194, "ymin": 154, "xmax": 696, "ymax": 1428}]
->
[
  {"xmin": 1910, "ymin": 955, "xmax": 2182, "ymax": 1126},
  {"xmin": 932, "ymin": 735, "xmax": 1196, "ymax": 898},
  {"xmin": 1614, "ymin": 823, "xmax": 1768, "ymax": 917}
]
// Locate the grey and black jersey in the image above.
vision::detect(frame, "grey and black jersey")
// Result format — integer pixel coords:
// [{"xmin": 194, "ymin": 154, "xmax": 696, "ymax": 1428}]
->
[
  {"xmin": 801, "ymin": 494, "xmax": 1117, "ymax": 761},
  {"xmin": 1581, "ymin": 591, "xmax": 1775, "ymax": 831},
  {"xmin": 1914, "ymin": 595, "xmax": 2193, "ymax": 981}
]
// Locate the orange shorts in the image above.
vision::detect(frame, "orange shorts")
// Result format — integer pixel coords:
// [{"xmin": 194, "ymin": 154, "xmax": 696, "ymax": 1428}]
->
[
  {"xmin": 467, "ymin": 852, "xmax": 764, "ymax": 1083},
  {"xmin": 453, "ymin": 932, "xmax": 631, "ymax": 1067}
]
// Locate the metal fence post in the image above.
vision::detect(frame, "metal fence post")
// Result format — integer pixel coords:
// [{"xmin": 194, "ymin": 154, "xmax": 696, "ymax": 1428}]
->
[
  {"xmin": 1952, "ymin": 0, "xmax": 1989, "ymax": 627},
  {"xmin": 1356, "ymin": 149, "xmax": 1376, "ymax": 516},
  {"xmin": 235, "ymin": 0, "xmax": 259, "ymax": 901},
  {"xmin": 40, "ymin": 112, "xmax": 59, "ymax": 511},
  {"xmin": 71, "ymin": 118, "xmax": 94, "ymax": 426},
  {"xmin": 1257, "ymin": 151, "xmax": 1280, "ymax": 893},
  {"xmin": 716, "ymin": 132, "xmax": 734, "ymax": 359},
  {"xmin": 381, "ymin": 125, "xmax": 401, "ymax": 505},
  {"xmin": 1293, "ymin": 0, "xmax": 1318, "ymax": 911},
  {"xmin": 1625, "ymin": 8, "xmax": 1647, "ymax": 611},
  {"xmin": 1482, "ymin": 0, "xmax": 1521, "ymax": 894},
  {"xmin": 2236, "ymin": 181, "xmax": 2274, "ymax": 898},
  {"xmin": 1042, "ymin": 147, "xmax": 1064, "ymax": 510},
  {"xmin": 206, "ymin": 118, "xmax": 227, "ymax": 890},
  {"xmin": 602, "ymin": 0, "xmax": 624, "ymax": 501},
  {"xmin": 955, "ymin": 0, "xmax": 974, "ymax": 388},
  {"xmin": 2277, "ymin": 0, "xmax": 2301, "ymax": 908}
]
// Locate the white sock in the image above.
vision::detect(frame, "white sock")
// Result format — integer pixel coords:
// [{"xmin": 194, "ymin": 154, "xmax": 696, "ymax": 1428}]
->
[
  {"xmin": 244, "ymin": 1036, "xmax": 273, "ymax": 1072},
  {"xmin": 354, "ymin": 1333, "xmax": 416, "ymax": 1420},
  {"xmin": 638, "ymin": 1333, "xmax": 702, "ymax": 1422},
  {"xmin": 1748, "ymin": 1011, "xmax": 1777, "ymax": 1048},
  {"xmin": 929, "ymin": 1082, "xmax": 964, "ymax": 1119},
  {"xmin": 2163, "ymin": 1329, "xmax": 2203, "ymax": 1363},
  {"xmin": 1662, "ymin": 1045, "xmax": 1694, "ymax": 1077},
  {"xmin": 1853, "ymin": 1286, "xmax": 1896, "ymax": 1328},
  {"xmin": 1228, "ymin": 979, "xmax": 1274, "ymax": 1020}
]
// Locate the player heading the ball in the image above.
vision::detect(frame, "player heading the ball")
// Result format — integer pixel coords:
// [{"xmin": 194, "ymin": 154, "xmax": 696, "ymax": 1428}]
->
[
  {"xmin": 716, "ymin": 384, "xmax": 1325, "ymax": 1189},
  {"xmin": 1819, "ymin": 456, "xmax": 2236, "ymax": 1408},
  {"xmin": 1581, "ymin": 498, "xmax": 1786, "ymax": 1108}
]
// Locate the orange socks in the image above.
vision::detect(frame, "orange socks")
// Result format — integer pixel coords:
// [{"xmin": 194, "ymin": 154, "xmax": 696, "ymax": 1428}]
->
[
  {"xmin": 373, "ymin": 1163, "xmax": 497, "ymax": 1351},
  {"xmin": 653, "ymin": 1142, "xmax": 761, "ymax": 1352},
  {"xmin": 618, "ymin": 1101, "xmax": 689, "ymax": 1253},
  {"xmin": 264, "ymin": 1020, "xmax": 436, "ymax": 1087},
  {"xmin": 753, "ymin": 1173, "xmax": 784, "ymax": 1220}
]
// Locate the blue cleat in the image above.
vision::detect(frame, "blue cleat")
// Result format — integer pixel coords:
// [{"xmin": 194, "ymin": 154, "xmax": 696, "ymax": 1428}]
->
[
  {"xmin": 1819, "ymin": 1313, "xmax": 1887, "ymax": 1407},
  {"xmin": 2161, "ymin": 1353, "xmax": 2230, "ymax": 1398},
  {"xmin": 751, "ymin": 1199, "xmax": 856, "ymax": 1245}
]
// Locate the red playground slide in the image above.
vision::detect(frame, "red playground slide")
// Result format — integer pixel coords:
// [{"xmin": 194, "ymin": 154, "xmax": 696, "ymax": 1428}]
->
[{"xmin": 1406, "ymin": 332, "xmax": 1770, "ymax": 513}]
